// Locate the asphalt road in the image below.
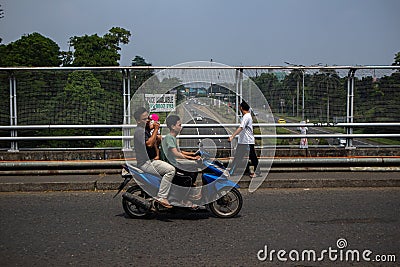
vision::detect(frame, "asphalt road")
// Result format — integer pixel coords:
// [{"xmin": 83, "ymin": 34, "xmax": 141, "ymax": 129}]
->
[
  {"xmin": 179, "ymin": 102, "xmax": 231, "ymax": 150},
  {"xmin": 1, "ymin": 188, "xmax": 399, "ymax": 266}
]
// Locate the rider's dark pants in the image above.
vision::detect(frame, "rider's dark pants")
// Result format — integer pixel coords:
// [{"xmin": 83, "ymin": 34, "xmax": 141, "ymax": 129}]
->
[{"xmin": 176, "ymin": 162, "xmax": 198, "ymax": 186}]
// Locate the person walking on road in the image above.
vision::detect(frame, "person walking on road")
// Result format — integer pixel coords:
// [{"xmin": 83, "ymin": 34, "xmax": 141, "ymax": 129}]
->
[
  {"xmin": 299, "ymin": 120, "xmax": 308, "ymax": 149},
  {"xmin": 228, "ymin": 101, "xmax": 260, "ymax": 178}
]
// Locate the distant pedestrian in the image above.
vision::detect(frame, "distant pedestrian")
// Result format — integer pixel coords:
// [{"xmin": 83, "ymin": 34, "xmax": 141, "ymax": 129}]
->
[
  {"xmin": 228, "ymin": 101, "xmax": 260, "ymax": 178},
  {"xmin": 299, "ymin": 120, "xmax": 308, "ymax": 149}
]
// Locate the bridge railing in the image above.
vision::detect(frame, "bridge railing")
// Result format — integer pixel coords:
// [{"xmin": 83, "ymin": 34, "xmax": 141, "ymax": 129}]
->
[
  {"xmin": 1, "ymin": 65, "xmax": 399, "ymax": 151},
  {"xmin": 1, "ymin": 122, "xmax": 400, "ymax": 151}
]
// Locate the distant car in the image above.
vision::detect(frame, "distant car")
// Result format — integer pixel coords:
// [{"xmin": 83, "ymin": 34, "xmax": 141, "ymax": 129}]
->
[
  {"xmin": 278, "ymin": 118, "xmax": 286, "ymax": 124},
  {"xmin": 195, "ymin": 116, "xmax": 203, "ymax": 121},
  {"xmin": 336, "ymin": 138, "xmax": 347, "ymax": 147}
]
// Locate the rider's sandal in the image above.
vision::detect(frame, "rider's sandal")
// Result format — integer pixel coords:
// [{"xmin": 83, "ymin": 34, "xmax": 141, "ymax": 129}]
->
[
  {"xmin": 182, "ymin": 200, "xmax": 199, "ymax": 210},
  {"xmin": 249, "ymin": 173, "xmax": 257, "ymax": 178},
  {"xmin": 154, "ymin": 198, "xmax": 173, "ymax": 209}
]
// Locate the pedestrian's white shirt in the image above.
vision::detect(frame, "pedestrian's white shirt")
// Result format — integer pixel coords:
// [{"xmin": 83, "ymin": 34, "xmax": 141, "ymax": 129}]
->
[{"xmin": 238, "ymin": 113, "xmax": 255, "ymax": 144}]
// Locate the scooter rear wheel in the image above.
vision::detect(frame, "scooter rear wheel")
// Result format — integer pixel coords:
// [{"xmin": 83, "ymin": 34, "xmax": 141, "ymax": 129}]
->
[
  {"xmin": 209, "ymin": 188, "xmax": 242, "ymax": 218},
  {"xmin": 122, "ymin": 185, "xmax": 152, "ymax": 219}
]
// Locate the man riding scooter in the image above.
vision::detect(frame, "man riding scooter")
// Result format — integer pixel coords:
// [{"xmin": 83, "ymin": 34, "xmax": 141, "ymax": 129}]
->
[
  {"xmin": 119, "ymin": 112, "xmax": 242, "ymax": 218},
  {"xmin": 161, "ymin": 115, "xmax": 202, "ymax": 205},
  {"xmin": 133, "ymin": 107, "xmax": 175, "ymax": 208}
]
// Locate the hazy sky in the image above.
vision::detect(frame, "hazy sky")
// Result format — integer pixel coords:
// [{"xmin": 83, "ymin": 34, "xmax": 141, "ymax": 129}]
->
[{"xmin": 1, "ymin": 0, "xmax": 399, "ymax": 67}]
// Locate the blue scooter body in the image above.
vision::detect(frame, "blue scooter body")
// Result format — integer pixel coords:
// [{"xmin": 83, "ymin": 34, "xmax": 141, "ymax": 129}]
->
[
  {"xmin": 123, "ymin": 151, "xmax": 239, "ymax": 204},
  {"xmin": 118, "ymin": 148, "xmax": 243, "ymax": 218}
]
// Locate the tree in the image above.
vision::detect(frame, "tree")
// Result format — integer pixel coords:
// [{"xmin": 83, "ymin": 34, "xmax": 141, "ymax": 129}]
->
[
  {"xmin": 318, "ymin": 70, "xmax": 341, "ymax": 121},
  {"xmin": 47, "ymin": 70, "xmax": 114, "ymax": 147},
  {"xmin": 372, "ymin": 72, "xmax": 400, "ymax": 122},
  {"xmin": 52, "ymin": 71, "xmax": 112, "ymax": 123},
  {"xmin": 0, "ymin": 4, "xmax": 4, "ymax": 43},
  {"xmin": 0, "ymin": 32, "xmax": 61, "ymax": 67},
  {"xmin": 66, "ymin": 27, "xmax": 131, "ymax": 67},
  {"xmin": 251, "ymin": 72, "xmax": 282, "ymax": 112},
  {"xmin": 285, "ymin": 70, "xmax": 303, "ymax": 117},
  {"xmin": 393, "ymin": 51, "xmax": 400, "ymax": 66},
  {"xmin": 0, "ymin": 4, "xmax": 4, "ymax": 19},
  {"xmin": 131, "ymin": 55, "xmax": 153, "ymax": 93}
]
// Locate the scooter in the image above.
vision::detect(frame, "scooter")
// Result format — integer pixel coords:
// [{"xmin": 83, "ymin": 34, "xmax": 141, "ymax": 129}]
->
[{"xmin": 114, "ymin": 147, "xmax": 243, "ymax": 219}]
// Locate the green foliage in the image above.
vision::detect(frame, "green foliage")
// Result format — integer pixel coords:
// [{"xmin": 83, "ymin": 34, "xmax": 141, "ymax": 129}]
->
[
  {"xmin": 132, "ymin": 55, "xmax": 150, "ymax": 66},
  {"xmin": 52, "ymin": 70, "xmax": 112, "ymax": 124},
  {"xmin": 355, "ymin": 72, "xmax": 400, "ymax": 123},
  {"xmin": 67, "ymin": 27, "xmax": 131, "ymax": 67},
  {"xmin": 251, "ymin": 72, "xmax": 283, "ymax": 112},
  {"xmin": 0, "ymin": 5, "xmax": 3, "ymax": 43},
  {"xmin": 0, "ymin": 72, "xmax": 8, "ymax": 126},
  {"xmin": 0, "ymin": 69, "xmax": 124, "ymax": 148},
  {"xmin": 95, "ymin": 130, "xmax": 123, "ymax": 148},
  {"xmin": 0, "ymin": 32, "xmax": 62, "ymax": 67},
  {"xmin": 0, "ymin": 4, "xmax": 4, "ymax": 19},
  {"xmin": 11, "ymin": 71, "xmax": 69, "ymax": 125},
  {"xmin": 131, "ymin": 55, "xmax": 154, "ymax": 93},
  {"xmin": 318, "ymin": 138, "xmax": 329, "ymax": 145},
  {"xmin": 393, "ymin": 52, "xmax": 400, "ymax": 66},
  {"xmin": 105, "ymin": 27, "xmax": 131, "ymax": 47},
  {"xmin": 34, "ymin": 70, "xmax": 121, "ymax": 148}
]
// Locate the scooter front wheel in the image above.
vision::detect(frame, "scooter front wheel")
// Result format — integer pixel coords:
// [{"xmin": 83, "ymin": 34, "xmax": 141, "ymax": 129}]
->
[
  {"xmin": 122, "ymin": 185, "xmax": 152, "ymax": 219},
  {"xmin": 209, "ymin": 187, "xmax": 242, "ymax": 218}
]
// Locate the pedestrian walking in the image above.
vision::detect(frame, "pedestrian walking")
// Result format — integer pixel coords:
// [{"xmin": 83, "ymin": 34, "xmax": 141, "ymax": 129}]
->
[
  {"xmin": 228, "ymin": 101, "xmax": 260, "ymax": 178},
  {"xmin": 299, "ymin": 120, "xmax": 308, "ymax": 149}
]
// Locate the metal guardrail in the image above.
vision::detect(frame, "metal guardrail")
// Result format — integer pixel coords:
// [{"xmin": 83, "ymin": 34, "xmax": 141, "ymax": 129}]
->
[
  {"xmin": 1, "ymin": 65, "xmax": 399, "ymax": 151},
  {"xmin": 1, "ymin": 122, "xmax": 400, "ymax": 129},
  {"xmin": 1, "ymin": 123, "xmax": 399, "ymax": 141},
  {"xmin": 1, "ymin": 158, "xmax": 400, "ymax": 177}
]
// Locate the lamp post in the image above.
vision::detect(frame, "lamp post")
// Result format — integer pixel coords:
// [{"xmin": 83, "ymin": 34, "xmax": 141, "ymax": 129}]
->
[
  {"xmin": 284, "ymin": 62, "xmax": 305, "ymax": 120},
  {"xmin": 210, "ymin": 59, "xmax": 213, "ymax": 106},
  {"xmin": 302, "ymin": 69, "xmax": 305, "ymax": 120}
]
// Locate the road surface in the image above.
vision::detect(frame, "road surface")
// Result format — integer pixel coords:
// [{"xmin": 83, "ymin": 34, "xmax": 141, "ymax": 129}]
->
[{"xmin": 1, "ymin": 188, "xmax": 398, "ymax": 266}]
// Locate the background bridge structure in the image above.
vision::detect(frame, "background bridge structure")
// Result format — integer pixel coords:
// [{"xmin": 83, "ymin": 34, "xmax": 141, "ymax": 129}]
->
[{"xmin": 0, "ymin": 65, "xmax": 400, "ymax": 175}]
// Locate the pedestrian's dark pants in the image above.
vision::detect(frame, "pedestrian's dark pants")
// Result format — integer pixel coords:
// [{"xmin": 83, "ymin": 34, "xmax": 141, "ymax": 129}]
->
[
  {"xmin": 249, "ymin": 144, "xmax": 259, "ymax": 174},
  {"xmin": 231, "ymin": 144, "xmax": 259, "ymax": 176}
]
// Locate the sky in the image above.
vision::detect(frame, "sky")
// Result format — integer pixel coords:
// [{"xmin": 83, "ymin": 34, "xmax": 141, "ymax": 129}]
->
[{"xmin": 0, "ymin": 0, "xmax": 399, "ymax": 67}]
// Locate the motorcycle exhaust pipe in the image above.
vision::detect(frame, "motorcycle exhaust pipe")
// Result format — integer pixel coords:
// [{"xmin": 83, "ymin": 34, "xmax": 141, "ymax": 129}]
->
[{"xmin": 122, "ymin": 192, "xmax": 152, "ymax": 211}]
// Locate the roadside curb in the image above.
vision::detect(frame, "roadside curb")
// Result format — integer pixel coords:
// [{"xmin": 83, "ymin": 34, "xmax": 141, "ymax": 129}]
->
[
  {"xmin": 1, "ymin": 158, "xmax": 400, "ymax": 192},
  {"xmin": 1, "ymin": 157, "xmax": 400, "ymax": 175}
]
